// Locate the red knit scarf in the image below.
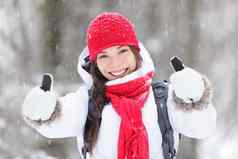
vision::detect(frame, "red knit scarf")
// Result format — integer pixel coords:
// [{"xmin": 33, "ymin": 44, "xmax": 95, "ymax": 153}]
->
[{"xmin": 105, "ymin": 71, "xmax": 154, "ymax": 159}]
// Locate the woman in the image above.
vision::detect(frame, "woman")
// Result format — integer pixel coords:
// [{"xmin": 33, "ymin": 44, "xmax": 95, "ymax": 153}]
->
[{"xmin": 22, "ymin": 12, "xmax": 216, "ymax": 159}]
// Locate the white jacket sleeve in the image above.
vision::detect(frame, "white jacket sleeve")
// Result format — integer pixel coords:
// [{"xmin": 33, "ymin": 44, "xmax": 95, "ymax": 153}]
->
[
  {"xmin": 167, "ymin": 78, "xmax": 217, "ymax": 139},
  {"xmin": 22, "ymin": 85, "xmax": 89, "ymax": 139}
]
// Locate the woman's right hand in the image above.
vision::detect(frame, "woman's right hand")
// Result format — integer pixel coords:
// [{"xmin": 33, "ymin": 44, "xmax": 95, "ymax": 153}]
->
[{"xmin": 22, "ymin": 74, "xmax": 57, "ymax": 121}]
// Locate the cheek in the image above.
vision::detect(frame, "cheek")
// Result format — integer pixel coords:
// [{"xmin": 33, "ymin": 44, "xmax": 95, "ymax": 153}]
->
[
  {"xmin": 97, "ymin": 66, "xmax": 114, "ymax": 80},
  {"xmin": 97, "ymin": 62, "xmax": 111, "ymax": 77},
  {"xmin": 97, "ymin": 64, "xmax": 106, "ymax": 74},
  {"xmin": 128, "ymin": 55, "xmax": 137, "ymax": 69}
]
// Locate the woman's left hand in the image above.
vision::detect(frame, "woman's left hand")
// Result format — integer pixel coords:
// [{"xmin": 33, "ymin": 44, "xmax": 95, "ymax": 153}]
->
[{"xmin": 169, "ymin": 67, "xmax": 205, "ymax": 103}]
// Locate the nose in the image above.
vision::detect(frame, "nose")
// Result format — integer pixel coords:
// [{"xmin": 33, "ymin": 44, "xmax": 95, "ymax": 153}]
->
[{"xmin": 110, "ymin": 55, "xmax": 122, "ymax": 69}]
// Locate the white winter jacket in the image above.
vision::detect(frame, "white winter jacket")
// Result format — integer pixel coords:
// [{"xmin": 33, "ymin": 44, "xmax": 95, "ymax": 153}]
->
[{"xmin": 22, "ymin": 43, "xmax": 216, "ymax": 159}]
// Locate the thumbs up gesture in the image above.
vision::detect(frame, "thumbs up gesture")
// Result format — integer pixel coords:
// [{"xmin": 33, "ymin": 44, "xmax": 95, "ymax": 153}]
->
[
  {"xmin": 22, "ymin": 73, "xmax": 57, "ymax": 121},
  {"xmin": 169, "ymin": 57, "xmax": 205, "ymax": 103}
]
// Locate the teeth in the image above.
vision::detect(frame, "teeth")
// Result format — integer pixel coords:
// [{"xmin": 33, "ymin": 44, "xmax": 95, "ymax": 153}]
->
[{"xmin": 110, "ymin": 69, "xmax": 127, "ymax": 76}]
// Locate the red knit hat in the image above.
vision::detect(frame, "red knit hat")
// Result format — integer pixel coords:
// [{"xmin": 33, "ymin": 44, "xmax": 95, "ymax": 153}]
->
[{"xmin": 87, "ymin": 12, "xmax": 140, "ymax": 61}]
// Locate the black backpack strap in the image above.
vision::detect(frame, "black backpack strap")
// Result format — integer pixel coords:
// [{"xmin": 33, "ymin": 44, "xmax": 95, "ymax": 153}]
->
[{"xmin": 152, "ymin": 80, "xmax": 176, "ymax": 159}]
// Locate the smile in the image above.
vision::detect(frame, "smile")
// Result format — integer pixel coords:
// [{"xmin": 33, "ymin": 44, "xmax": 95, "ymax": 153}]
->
[{"xmin": 109, "ymin": 68, "xmax": 129, "ymax": 77}]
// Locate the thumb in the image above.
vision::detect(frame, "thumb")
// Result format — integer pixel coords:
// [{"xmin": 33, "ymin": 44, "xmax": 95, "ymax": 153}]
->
[
  {"xmin": 40, "ymin": 73, "xmax": 54, "ymax": 91},
  {"xmin": 170, "ymin": 56, "xmax": 185, "ymax": 72}
]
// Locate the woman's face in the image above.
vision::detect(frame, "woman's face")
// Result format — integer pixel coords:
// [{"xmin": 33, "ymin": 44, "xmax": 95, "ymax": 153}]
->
[{"xmin": 96, "ymin": 45, "xmax": 137, "ymax": 80}]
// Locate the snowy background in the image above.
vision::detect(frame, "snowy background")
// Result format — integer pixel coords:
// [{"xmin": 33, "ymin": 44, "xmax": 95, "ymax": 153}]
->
[{"xmin": 0, "ymin": 0, "xmax": 238, "ymax": 158}]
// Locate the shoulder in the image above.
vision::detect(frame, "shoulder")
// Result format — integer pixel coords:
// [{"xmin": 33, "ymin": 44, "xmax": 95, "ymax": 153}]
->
[
  {"xmin": 59, "ymin": 84, "xmax": 89, "ymax": 106},
  {"xmin": 75, "ymin": 84, "xmax": 89, "ymax": 97}
]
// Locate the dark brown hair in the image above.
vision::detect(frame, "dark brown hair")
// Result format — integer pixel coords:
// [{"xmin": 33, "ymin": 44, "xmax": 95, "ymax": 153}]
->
[{"xmin": 83, "ymin": 46, "xmax": 142, "ymax": 153}]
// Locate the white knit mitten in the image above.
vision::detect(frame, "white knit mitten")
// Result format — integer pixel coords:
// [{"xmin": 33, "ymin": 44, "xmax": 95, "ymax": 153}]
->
[
  {"xmin": 22, "ymin": 87, "xmax": 57, "ymax": 121},
  {"xmin": 170, "ymin": 67, "xmax": 205, "ymax": 103}
]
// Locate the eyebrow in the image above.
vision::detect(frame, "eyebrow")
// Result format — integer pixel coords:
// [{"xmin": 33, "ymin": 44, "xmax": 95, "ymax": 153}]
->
[{"xmin": 116, "ymin": 46, "xmax": 123, "ymax": 49}]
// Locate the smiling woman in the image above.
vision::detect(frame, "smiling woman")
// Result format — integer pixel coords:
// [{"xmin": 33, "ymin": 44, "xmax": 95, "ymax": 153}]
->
[{"xmin": 22, "ymin": 12, "xmax": 216, "ymax": 159}]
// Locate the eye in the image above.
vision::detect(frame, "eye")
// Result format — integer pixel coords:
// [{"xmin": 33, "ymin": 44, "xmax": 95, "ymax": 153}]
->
[
  {"xmin": 119, "ymin": 49, "xmax": 128, "ymax": 54},
  {"xmin": 98, "ymin": 54, "xmax": 108, "ymax": 59}
]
